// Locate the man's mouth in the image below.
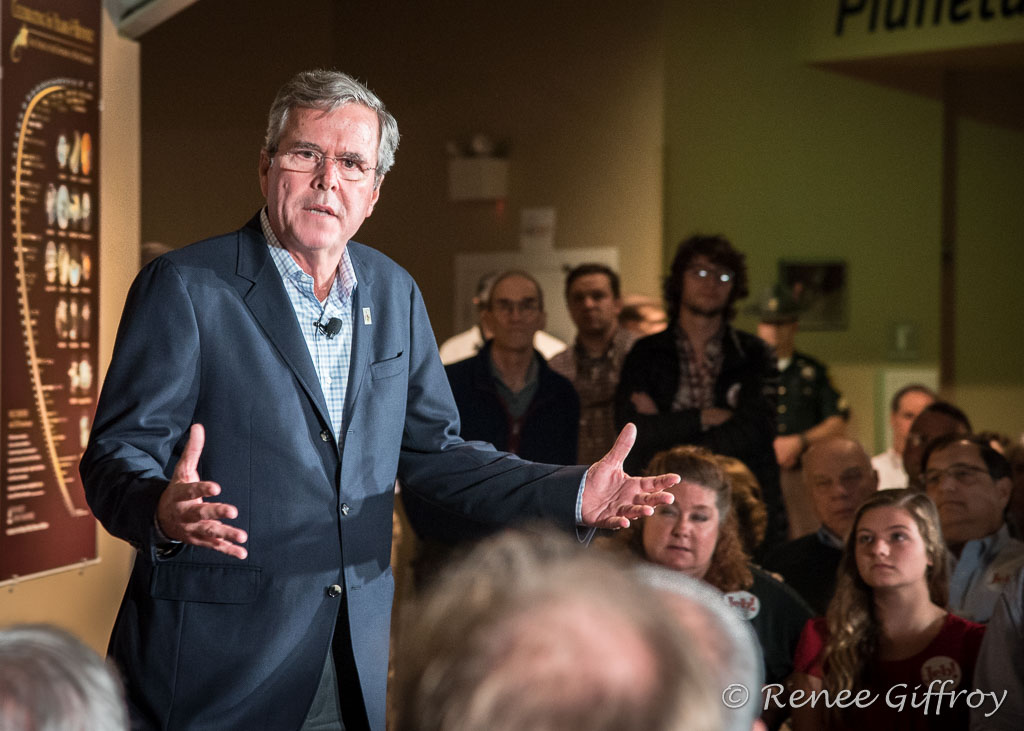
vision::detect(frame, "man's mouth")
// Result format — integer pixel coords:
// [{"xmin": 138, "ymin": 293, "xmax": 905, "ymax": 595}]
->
[{"xmin": 306, "ymin": 204, "xmax": 336, "ymax": 217}]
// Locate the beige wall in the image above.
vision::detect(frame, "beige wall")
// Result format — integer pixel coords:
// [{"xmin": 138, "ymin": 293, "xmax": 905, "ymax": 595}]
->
[
  {"xmin": 139, "ymin": 0, "xmax": 666, "ymax": 341},
  {"xmin": 0, "ymin": 13, "xmax": 140, "ymax": 655}
]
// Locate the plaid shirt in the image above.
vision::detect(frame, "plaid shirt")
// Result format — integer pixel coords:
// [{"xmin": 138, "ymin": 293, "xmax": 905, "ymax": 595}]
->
[
  {"xmin": 670, "ymin": 325, "xmax": 724, "ymax": 412},
  {"xmin": 261, "ymin": 210, "xmax": 355, "ymax": 440},
  {"xmin": 549, "ymin": 327, "xmax": 637, "ymax": 464}
]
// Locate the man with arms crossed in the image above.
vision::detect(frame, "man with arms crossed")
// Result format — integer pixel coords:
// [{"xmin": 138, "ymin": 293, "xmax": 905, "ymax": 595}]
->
[
  {"xmin": 80, "ymin": 70, "xmax": 676, "ymax": 731},
  {"xmin": 615, "ymin": 234, "xmax": 785, "ymax": 551}
]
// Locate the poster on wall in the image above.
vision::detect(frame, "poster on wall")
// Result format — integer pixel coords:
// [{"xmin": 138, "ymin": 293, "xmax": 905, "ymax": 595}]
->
[{"xmin": 1, "ymin": 0, "xmax": 101, "ymax": 583}]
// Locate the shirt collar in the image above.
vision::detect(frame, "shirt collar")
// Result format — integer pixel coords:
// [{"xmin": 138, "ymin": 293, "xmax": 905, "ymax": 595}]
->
[
  {"xmin": 260, "ymin": 208, "xmax": 357, "ymax": 305},
  {"xmin": 960, "ymin": 523, "xmax": 1012, "ymax": 563},
  {"xmin": 817, "ymin": 524, "xmax": 845, "ymax": 549}
]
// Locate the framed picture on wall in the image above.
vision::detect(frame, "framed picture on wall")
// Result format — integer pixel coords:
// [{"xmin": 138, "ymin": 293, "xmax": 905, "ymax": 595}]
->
[{"xmin": 778, "ymin": 259, "xmax": 848, "ymax": 331}]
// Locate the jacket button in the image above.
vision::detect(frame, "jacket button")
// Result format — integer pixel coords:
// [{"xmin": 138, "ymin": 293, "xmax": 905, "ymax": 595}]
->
[
  {"xmin": 327, "ymin": 584, "xmax": 342, "ymax": 598},
  {"xmin": 320, "ymin": 430, "xmax": 331, "ymax": 442},
  {"xmin": 341, "ymin": 504, "xmax": 350, "ymax": 516}
]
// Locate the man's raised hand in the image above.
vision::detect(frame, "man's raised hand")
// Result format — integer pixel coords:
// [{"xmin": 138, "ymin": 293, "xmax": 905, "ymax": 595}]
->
[
  {"xmin": 156, "ymin": 423, "xmax": 248, "ymax": 559},
  {"xmin": 581, "ymin": 423, "xmax": 678, "ymax": 529}
]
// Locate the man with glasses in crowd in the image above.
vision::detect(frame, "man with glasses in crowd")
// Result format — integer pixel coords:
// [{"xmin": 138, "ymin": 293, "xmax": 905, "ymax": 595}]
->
[
  {"xmin": 443, "ymin": 270, "xmax": 578, "ymax": 466},
  {"xmin": 903, "ymin": 400, "xmax": 972, "ymax": 489},
  {"xmin": 80, "ymin": 71, "xmax": 679, "ymax": 731},
  {"xmin": 615, "ymin": 234, "xmax": 786, "ymax": 552},
  {"xmin": 762, "ymin": 436, "xmax": 878, "ymax": 614},
  {"xmin": 403, "ymin": 271, "xmax": 580, "ymax": 559},
  {"xmin": 922, "ymin": 433, "xmax": 1024, "ymax": 622}
]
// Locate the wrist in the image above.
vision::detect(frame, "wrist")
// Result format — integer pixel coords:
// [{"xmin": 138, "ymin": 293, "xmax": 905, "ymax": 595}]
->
[{"xmin": 153, "ymin": 512, "xmax": 181, "ymax": 546}]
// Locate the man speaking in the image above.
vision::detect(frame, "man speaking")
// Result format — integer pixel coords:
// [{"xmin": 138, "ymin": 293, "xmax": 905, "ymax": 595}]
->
[{"xmin": 80, "ymin": 70, "xmax": 676, "ymax": 731}]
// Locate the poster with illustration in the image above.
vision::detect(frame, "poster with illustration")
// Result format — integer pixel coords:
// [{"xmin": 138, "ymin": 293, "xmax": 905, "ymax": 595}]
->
[{"xmin": 1, "ymin": 0, "xmax": 100, "ymax": 583}]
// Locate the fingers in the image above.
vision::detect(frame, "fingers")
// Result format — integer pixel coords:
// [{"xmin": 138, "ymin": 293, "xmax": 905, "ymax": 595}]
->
[
  {"xmin": 172, "ymin": 423, "xmax": 206, "ymax": 483},
  {"xmin": 602, "ymin": 423, "xmax": 637, "ymax": 467},
  {"xmin": 184, "ymin": 523, "xmax": 249, "ymax": 560}
]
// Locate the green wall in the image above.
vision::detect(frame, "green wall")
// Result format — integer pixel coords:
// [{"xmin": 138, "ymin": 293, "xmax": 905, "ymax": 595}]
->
[
  {"xmin": 954, "ymin": 76, "xmax": 1024, "ymax": 385},
  {"xmin": 664, "ymin": 0, "xmax": 1024, "ymax": 443},
  {"xmin": 665, "ymin": 0, "xmax": 943, "ymax": 364}
]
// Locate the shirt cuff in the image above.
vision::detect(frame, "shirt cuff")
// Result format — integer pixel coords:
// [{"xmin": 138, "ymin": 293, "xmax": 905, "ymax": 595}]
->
[{"xmin": 575, "ymin": 473, "xmax": 596, "ymax": 545}]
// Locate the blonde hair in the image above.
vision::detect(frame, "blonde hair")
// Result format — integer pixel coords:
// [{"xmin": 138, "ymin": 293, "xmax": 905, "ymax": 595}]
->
[{"xmin": 822, "ymin": 489, "xmax": 950, "ymax": 695}]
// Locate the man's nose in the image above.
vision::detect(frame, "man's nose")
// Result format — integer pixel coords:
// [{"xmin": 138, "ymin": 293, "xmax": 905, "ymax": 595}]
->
[{"xmin": 314, "ymin": 159, "xmax": 342, "ymax": 190}]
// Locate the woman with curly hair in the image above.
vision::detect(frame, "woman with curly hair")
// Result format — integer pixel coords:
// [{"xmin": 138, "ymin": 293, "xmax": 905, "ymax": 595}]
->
[
  {"xmin": 714, "ymin": 454, "xmax": 768, "ymax": 558},
  {"xmin": 790, "ymin": 489, "xmax": 986, "ymax": 730},
  {"xmin": 626, "ymin": 445, "xmax": 811, "ymax": 729}
]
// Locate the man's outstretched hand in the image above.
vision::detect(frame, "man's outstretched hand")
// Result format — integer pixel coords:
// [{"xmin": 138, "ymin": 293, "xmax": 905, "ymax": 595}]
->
[
  {"xmin": 156, "ymin": 424, "xmax": 248, "ymax": 559},
  {"xmin": 581, "ymin": 423, "xmax": 678, "ymax": 529}
]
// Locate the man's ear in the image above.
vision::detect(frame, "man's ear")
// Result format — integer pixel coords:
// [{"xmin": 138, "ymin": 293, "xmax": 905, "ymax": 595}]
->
[
  {"xmin": 480, "ymin": 309, "xmax": 495, "ymax": 337},
  {"xmin": 259, "ymin": 149, "xmax": 271, "ymax": 197},
  {"xmin": 365, "ymin": 175, "xmax": 383, "ymax": 217},
  {"xmin": 995, "ymin": 476, "xmax": 1013, "ymax": 510}
]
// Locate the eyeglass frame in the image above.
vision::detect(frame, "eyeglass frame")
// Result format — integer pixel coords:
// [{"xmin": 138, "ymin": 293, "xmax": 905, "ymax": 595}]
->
[
  {"xmin": 489, "ymin": 297, "xmax": 542, "ymax": 316},
  {"xmin": 685, "ymin": 266, "xmax": 734, "ymax": 285},
  {"xmin": 270, "ymin": 146, "xmax": 378, "ymax": 183},
  {"xmin": 921, "ymin": 463, "xmax": 992, "ymax": 490}
]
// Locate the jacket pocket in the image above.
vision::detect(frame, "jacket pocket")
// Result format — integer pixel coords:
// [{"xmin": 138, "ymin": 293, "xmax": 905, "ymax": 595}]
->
[
  {"xmin": 370, "ymin": 351, "xmax": 405, "ymax": 380},
  {"xmin": 150, "ymin": 562, "xmax": 261, "ymax": 604}
]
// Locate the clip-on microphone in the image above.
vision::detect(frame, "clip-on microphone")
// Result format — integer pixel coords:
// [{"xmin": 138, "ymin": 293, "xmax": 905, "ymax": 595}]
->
[{"xmin": 315, "ymin": 316, "xmax": 343, "ymax": 339}]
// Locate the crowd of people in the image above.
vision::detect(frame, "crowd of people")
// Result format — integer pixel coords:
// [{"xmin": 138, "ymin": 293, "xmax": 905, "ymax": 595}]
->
[
  {"xmin": 418, "ymin": 232, "xmax": 1024, "ymax": 729},
  {"xmin": 4, "ymin": 68, "xmax": 1023, "ymax": 730}
]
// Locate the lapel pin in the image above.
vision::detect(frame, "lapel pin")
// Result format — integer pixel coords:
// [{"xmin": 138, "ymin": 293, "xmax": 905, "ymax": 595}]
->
[{"xmin": 363, "ymin": 307, "xmax": 372, "ymax": 325}]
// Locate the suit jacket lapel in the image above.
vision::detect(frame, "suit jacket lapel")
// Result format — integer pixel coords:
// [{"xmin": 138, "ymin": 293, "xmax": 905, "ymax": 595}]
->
[
  {"xmin": 234, "ymin": 217, "xmax": 333, "ymax": 431},
  {"xmin": 344, "ymin": 244, "xmax": 373, "ymax": 434}
]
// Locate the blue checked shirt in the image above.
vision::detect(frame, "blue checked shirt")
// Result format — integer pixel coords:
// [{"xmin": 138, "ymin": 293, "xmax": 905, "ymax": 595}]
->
[
  {"xmin": 261, "ymin": 210, "xmax": 354, "ymax": 440},
  {"xmin": 261, "ymin": 212, "xmax": 595, "ymax": 532}
]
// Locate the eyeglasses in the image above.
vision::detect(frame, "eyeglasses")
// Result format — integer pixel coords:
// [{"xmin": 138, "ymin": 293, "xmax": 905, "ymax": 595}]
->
[
  {"xmin": 491, "ymin": 298, "xmax": 541, "ymax": 316},
  {"xmin": 921, "ymin": 464, "xmax": 990, "ymax": 489},
  {"xmin": 686, "ymin": 266, "xmax": 734, "ymax": 284},
  {"xmin": 273, "ymin": 148, "xmax": 377, "ymax": 182}
]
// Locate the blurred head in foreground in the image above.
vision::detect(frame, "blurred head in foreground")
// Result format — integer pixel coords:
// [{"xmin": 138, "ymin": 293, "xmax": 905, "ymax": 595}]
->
[
  {"xmin": 394, "ymin": 528, "xmax": 722, "ymax": 731},
  {"xmin": 0, "ymin": 624, "xmax": 128, "ymax": 731}
]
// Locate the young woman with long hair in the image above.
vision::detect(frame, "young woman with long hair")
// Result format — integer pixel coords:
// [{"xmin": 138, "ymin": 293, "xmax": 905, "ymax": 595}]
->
[{"xmin": 791, "ymin": 489, "xmax": 986, "ymax": 730}]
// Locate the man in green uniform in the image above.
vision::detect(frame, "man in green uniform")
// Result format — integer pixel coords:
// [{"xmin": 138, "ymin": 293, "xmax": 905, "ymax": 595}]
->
[{"xmin": 756, "ymin": 286, "xmax": 849, "ymax": 538}]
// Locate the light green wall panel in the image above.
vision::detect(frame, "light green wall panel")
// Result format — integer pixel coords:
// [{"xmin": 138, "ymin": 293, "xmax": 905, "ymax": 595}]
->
[
  {"xmin": 664, "ymin": 0, "xmax": 943, "ymax": 365},
  {"xmin": 955, "ymin": 109, "xmax": 1024, "ymax": 385}
]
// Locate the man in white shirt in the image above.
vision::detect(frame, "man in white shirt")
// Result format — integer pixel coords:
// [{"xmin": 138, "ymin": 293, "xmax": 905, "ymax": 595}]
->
[
  {"xmin": 438, "ymin": 271, "xmax": 566, "ymax": 364},
  {"xmin": 871, "ymin": 383, "xmax": 936, "ymax": 489}
]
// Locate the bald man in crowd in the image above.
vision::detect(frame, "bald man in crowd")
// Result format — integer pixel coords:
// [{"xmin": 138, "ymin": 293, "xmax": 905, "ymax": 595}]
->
[{"xmin": 762, "ymin": 437, "xmax": 879, "ymax": 614}]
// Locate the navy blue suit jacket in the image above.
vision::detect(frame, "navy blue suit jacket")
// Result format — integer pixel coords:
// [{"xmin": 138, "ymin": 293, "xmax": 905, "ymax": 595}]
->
[{"xmin": 81, "ymin": 215, "xmax": 586, "ymax": 730}]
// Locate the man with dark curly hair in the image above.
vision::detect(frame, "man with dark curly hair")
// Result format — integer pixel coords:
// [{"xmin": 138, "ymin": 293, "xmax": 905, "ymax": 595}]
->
[{"xmin": 615, "ymin": 234, "xmax": 786, "ymax": 552}]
